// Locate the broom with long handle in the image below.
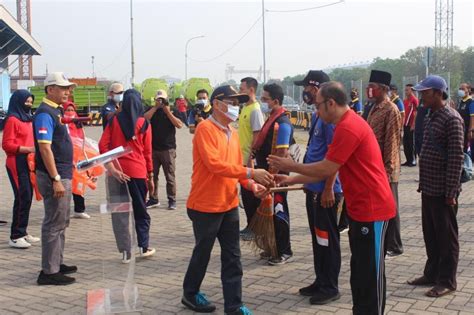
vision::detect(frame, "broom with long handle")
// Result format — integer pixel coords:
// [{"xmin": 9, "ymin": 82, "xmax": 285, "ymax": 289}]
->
[{"xmin": 248, "ymin": 123, "xmax": 280, "ymax": 259}]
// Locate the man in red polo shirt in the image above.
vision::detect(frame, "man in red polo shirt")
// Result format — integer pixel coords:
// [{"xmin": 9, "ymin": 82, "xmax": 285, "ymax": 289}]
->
[
  {"xmin": 402, "ymin": 84, "xmax": 419, "ymax": 166},
  {"xmin": 268, "ymin": 81, "xmax": 395, "ymax": 315}
]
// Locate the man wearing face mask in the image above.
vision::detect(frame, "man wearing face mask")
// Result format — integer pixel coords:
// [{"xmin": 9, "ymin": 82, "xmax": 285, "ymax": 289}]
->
[
  {"xmin": 366, "ymin": 70, "xmax": 403, "ymax": 258},
  {"xmin": 100, "ymin": 83, "xmax": 124, "ymax": 130},
  {"xmin": 182, "ymin": 85, "xmax": 272, "ymax": 315},
  {"xmin": 238, "ymin": 77, "xmax": 264, "ymax": 241},
  {"xmin": 456, "ymin": 83, "xmax": 474, "ymax": 159},
  {"xmin": 144, "ymin": 90, "xmax": 183, "ymax": 210},
  {"xmin": 349, "ymin": 89, "xmax": 362, "ymax": 115},
  {"xmin": 251, "ymin": 83, "xmax": 295, "ymax": 265},
  {"xmin": 294, "ymin": 70, "xmax": 343, "ymax": 304},
  {"xmin": 188, "ymin": 89, "xmax": 212, "ymax": 134}
]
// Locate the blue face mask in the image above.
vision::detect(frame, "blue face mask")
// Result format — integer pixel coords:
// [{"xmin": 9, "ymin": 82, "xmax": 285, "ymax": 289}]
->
[
  {"xmin": 457, "ymin": 90, "xmax": 466, "ymax": 98},
  {"xmin": 113, "ymin": 94, "xmax": 123, "ymax": 103},
  {"xmin": 260, "ymin": 102, "xmax": 270, "ymax": 114},
  {"xmin": 225, "ymin": 104, "xmax": 240, "ymax": 121}
]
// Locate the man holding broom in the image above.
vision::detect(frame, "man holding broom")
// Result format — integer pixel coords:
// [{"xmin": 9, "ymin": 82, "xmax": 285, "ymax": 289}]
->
[
  {"xmin": 250, "ymin": 83, "xmax": 295, "ymax": 265},
  {"xmin": 268, "ymin": 81, "xmax": 395, "ymax": 315},
  {"xmin": 182, "ymin": 85, "xmax": 273, "ymax": 315}
]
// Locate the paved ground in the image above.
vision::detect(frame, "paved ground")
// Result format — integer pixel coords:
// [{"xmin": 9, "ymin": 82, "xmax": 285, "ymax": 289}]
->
[{"xmin": 0, "ymin": 125, "xmax": 473, "ymax": 315}]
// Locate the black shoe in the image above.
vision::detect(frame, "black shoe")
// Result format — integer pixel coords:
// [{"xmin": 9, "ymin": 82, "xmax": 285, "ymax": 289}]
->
[
  {"xmin": 181, "ymin": 292, "xmax": 216, "ymax": 313},
  {"xmin": 59, "ymin": 264, "xmax": 78, "ymax": 274},
  {"xmin": 37, "ymin": 271, "xmax": 75, "ymax": 285},
  {"xmin": 408, "ymin": 163, "xmax": 417, "ymax": 167},
  {"xmin": 299, "ymin": 282, "xmax": 319, "ymax": 296},
  {"xmin": 386, "ymin": 250, "xmax": 403, "ymax": 258},
  {"xmin": 309, "ymin": 292, "xmax": 341, "ymax": 305}
]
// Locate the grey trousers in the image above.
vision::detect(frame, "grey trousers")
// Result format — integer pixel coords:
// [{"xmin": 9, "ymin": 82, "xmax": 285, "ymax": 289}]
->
[
  {"xmin": 37, "ymin": 170, "xmax": 72, "ymax": 274},
  {"xmin": 385, "ymin": 182, "xmax": 403, "ymax": 254}
]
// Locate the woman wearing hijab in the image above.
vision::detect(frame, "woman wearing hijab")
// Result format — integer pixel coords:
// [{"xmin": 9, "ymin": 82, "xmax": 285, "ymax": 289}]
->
[
  {"xmin": 64, "ymin": 101, "xmax": 90, "ymax": 219},
  {"xmin": 2, "ymin": 89, "xmax": 40, "ymax": 249},
  {"xmin": 99, "ymin": 89, "xmax": 155, "ymax": 262}
]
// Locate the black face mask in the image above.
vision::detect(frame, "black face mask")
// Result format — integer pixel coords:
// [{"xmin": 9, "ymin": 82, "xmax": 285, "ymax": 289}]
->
[
  {"xmin": 22, "ymin": 104, "xmax": 32, "ymax": 112},
  {"xmin": 302, "ymin": 91, "xmax": 314, "ymax": 105}
]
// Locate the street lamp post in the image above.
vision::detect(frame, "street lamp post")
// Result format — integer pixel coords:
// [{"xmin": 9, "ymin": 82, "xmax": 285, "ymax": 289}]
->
[{"xmin": 185, "ymin": 35, "xmax": 205, "ymax": 81}]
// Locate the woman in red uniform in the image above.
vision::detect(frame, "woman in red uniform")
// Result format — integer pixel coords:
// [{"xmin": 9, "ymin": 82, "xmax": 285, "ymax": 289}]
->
[
  {"xmin": 64, "ymin": 101, "xmax": 91, "ymax": 219},
  {"xmin": 99, "ymin": 89, "xmax": 155, "ymax": 262},
  {"xmin": 2, "ymin": 89, "xmax": 40, "ymax": 249}
]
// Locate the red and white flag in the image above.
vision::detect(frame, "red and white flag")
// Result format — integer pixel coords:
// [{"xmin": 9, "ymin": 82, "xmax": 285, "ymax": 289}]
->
[
  {"xmin": 38, "ymin": 127, "xmax": 48, "ymax": 134},
  {"xmin": 315, "ymin": 228, "xmax": 329, "ymax": 247}
]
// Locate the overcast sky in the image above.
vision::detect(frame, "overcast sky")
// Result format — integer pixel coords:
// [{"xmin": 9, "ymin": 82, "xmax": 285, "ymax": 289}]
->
[{"xmin": 3, "ymin": 0, "xmax": 473, "ymax": 86}]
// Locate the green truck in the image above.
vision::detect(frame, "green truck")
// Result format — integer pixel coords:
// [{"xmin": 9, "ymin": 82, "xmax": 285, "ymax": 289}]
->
[{"xmin": 29, "ymin": 85, "xmax": 107, "ymax": 113}]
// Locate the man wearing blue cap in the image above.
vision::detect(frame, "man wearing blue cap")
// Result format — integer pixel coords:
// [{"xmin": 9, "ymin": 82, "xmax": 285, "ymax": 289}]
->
[{"xmin": 408, "ymin": 75, "xmax": 464, "ymax": 298}]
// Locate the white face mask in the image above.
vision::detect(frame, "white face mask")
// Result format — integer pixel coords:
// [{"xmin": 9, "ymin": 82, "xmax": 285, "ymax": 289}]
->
[
  {"xmin": 225, "ymin": 104, "xmax": 240, "ymax": 121},
  {"xmin": 260, "ymin": 102, "xmax": 270, "ymax": 114},
  {"xmin": 458, "ymin": 90, "xmax": 466, "ymax": 98},
  {"xmin": 196, "ymin": 99, "xmax": 208, "ymax": 106},
  {"xmin": 113, "ymin": 94, "xmax": 123, "ymax": 103}
]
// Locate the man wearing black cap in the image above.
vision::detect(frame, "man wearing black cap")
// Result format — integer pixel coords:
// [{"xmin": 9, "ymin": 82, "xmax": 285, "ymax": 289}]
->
[
  {"xmin": 408, "ymin": 75, "xmax": 464, "ymax": 298},
  {"xmin": 366, "ymin": 70, "xmax": 403, "ymax": 257},
  {"xmin": 181, "ymin": 85, "xmax": 273, "ymax": 315},
  {"xmin": 294, "ymin": 71, "xmax": 343, "ymax": 304}
]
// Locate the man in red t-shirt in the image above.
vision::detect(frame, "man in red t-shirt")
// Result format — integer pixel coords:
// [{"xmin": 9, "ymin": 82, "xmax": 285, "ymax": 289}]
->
[
  {"xmin": 175, "ymin": 95, "xmax": 188, "ymax": 126},
  {"xmin": 268, "ymin": 81, "xmax": 395, "ymax": 315},
  {"xmin": 402, "ymin": 84, "xmax": 419, "ymax": 166}
]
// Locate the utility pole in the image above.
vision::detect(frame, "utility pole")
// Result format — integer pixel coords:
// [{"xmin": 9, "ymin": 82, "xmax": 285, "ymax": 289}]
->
[
  {"xmin": 91, "ymin": 56, "xmax": 95, "ymax": 78},
  {"xmin": 130, "ymin": 0, "xmax": 135, "ymax": 86},
  {"xmin": 262, "ymin": 0, "xmax": 267, "ymax": 83}
]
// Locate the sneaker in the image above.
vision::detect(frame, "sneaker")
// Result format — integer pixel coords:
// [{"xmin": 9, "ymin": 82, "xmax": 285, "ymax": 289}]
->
[
  {"xmin": 386, "ymin": 250, "xmax": 403, "ymax": 258},
  {"xmin": 268, "ymin": 254, "xmax": 293, "ymax": 266},
  {"xmin": 259, "ymin": 251, "xmax": 271, "ymax": 260},
  {"xmin": 24, "ymin": 235, "xmax": 41, "ymax": 243},
  {"xmin": 168, "ymin": 201, "xmax": 176, "ymax": 210},
  {"xmin": 226, "ymin": 305, "xmax": 253, "ymax": 315},
  {"xmin": 139, "ymin": 247, "xmax": 156, "ymax": 258},
  {"xmin": 310, "ymin": 292, "xmax": 341, "ymax": 305},
  {"xmin": 59, "ymin": 264, "xmax": 78, "ymax": 274},
  {"xmin": 299, "ymin": 282, "xmax": 319, "ymax": 296},
  {"xmin": 37, "ymin": 271, "xmax": 75, "ymax": 286},
  {"xmin": 338, "ymin": 226, "xmax": 349, "ymax": 234},
  {"xmin": 240, "ymin": 227, "xmax": 255, "ymax": 241},
  {"xmin": 74, "ymin": 212, "xmax": 91, "ymax": 219},
  {"xmin": 122, "ymin": 251, "xmax": 131, "ymax": 264},
  {"xmin": 146, "ymin": 198, "xmax": 160, "ymax": 209},
  {"xmin": 181, "ymin": 292, "xmax": 216, "ymax": 313},
  {"xmin": 9, "ymin": 237, "xmax": 31, "ymax": 249}
]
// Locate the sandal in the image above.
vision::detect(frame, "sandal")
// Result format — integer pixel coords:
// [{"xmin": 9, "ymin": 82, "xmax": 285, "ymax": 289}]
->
[
  {"xmin": 425, "ymin": 285, "xmax": 455, "ymax": 298},
  {"xmin": 407, "ymin": 276, "xmax": 434, "ymax": 286}
]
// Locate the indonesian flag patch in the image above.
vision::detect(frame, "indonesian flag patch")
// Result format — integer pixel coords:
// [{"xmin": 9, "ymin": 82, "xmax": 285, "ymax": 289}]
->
[
  {"xmin": 38, "ymin": 127, "xmax": 48, "ymax": 134},
  {"xmin": 315, "ymin": 228, "xmax": 329, "ymax": 247}
]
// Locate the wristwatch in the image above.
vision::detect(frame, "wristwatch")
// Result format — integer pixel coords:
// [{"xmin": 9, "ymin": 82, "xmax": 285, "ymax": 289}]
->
[{"xmin": 52, "ymin": 174, "xmax": 61, "ymax": 182}]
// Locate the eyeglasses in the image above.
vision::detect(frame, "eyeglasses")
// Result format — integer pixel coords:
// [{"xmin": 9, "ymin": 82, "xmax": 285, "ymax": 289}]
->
[
  {"xmin": 314, "ymin": 99, "xmax": 328, "ymax": 109},
  {"xmin": 218, "ymin": 99, "xmax": 237, "ymax": 106}
]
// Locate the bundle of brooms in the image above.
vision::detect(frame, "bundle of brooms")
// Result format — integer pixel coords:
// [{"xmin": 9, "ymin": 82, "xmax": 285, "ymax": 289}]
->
[{"xmin": 248, "ymin": 123, "xmax": 280, "ymax": 259}]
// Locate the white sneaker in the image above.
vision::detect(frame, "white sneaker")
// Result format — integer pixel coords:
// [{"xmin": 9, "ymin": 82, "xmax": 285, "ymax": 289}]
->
[
  {"xmin": 9, "ymin": 237, "xmax": 31, "ymax": 249},
  {"xmin": 122, "ymin": 251, "xmax": 131, "ymax": 264},
  {"xmin": 74, "ymin": 212, "xmax": 91, "ymax": 219},
  {"xmin": 139, "ymin": 247, "xmax": 156, "ymax": 258},
  {"xmin": 24, "ymin": 235, "xmax": 40, "ymax": 243}
]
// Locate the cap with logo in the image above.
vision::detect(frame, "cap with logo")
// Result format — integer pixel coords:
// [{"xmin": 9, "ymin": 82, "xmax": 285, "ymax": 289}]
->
[
  {"xmin": 155, "ymin": 89, "xmax": 168, "ymax": 100},
  {"xmin": 210, "ymin": 85, "xmax": 249, "ymax": 104},
  {"xmin": 44, "ymin": 72, "xmax": 77, "ymax": 88},
  {"xmin": 294, "ymin": 70, "xmax": 330, "ymax": 87},
  {"xmin": 109, "ymin": 83, "xmax": 124, "ymax": 93},
  {"xmin": 413, "ymin": 75, "xmax": 448, "ymax": 100},
  {"xmin": 369, "ymin": 70, "xmax": 391, "ymax": 86}
]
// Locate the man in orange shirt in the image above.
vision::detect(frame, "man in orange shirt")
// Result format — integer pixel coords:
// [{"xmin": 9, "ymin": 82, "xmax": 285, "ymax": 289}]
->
[{"xmin": 182, "ymin": 85, "xmax": 273, "ymax": 315}]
